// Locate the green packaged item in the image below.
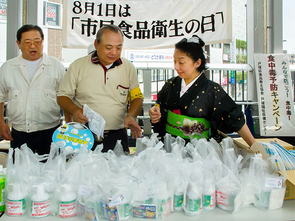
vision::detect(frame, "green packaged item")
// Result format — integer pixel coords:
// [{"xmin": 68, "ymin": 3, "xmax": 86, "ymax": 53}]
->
[{"xmin": 0, "ymin": 174, "xmax": 5, "ymax": 213}]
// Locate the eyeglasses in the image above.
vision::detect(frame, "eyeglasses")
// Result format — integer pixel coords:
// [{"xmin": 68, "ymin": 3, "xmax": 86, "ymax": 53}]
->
[{"xmin": 21, "ymin": 39, "xmax": 43, "ymax": 47}]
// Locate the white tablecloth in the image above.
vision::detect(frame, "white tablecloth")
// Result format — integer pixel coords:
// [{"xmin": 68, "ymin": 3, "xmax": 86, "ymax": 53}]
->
[{"xmin": 1, "ymin": 200, "xmax": 295, "ymax": 221}]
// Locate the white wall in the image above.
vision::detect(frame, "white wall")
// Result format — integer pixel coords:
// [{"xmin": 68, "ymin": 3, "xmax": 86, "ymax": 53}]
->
[
  {"xmin": 209, "ymin": 47, "xmax": 223, "ymax": 64},
  {"xmin": 0, "ymin": 21, "xmax": 7, "ymax": 63},
  {"xmin": 62, "ymin": 48, "xmax": 88, "ymax": 63}
]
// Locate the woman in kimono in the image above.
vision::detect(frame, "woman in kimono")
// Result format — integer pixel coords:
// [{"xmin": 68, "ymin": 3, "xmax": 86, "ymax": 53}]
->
[{"xmin": 149, "ymin": 35, "xmax": 255, "ymax": 146}]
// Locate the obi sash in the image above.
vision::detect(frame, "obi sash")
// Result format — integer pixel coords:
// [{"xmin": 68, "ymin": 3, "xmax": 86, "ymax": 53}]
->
[{"xmin": 165, "ymin": 110, "xmax": 210, "ymax": 140}]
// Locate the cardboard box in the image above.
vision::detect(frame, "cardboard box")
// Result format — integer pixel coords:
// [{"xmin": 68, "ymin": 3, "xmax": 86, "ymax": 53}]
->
[
  {"xmin": 233, "ymin": 137, "xmax": 294, "ymax": 152},
  {"xmin": 234, "ymin": 137, "xmax": 295, "ymax": 200},
  {"xmin": 284, "ymin": 171, "xmax": 295, "ymax": 200}
]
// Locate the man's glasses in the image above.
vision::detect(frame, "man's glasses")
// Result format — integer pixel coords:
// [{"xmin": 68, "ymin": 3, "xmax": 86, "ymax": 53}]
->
[{"xmin": 21, "ymin": 39, "xmax": 43, "ymax": 47}]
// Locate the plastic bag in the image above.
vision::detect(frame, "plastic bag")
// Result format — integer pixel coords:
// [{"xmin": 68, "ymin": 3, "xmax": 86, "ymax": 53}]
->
[
  {"xmin": 216, "ymin": 167, "xmax": 243, "ymax": 214},
  {"xmin": 5, "ymin": 148, "xmax": 28, "ymax": 216},
  {"xmin": 254, "ymin": 155, "xmax": 286, "ymax": 211},
  {"xmin": 182, "ymin": 161, "xmax": 203, "ymax": 216}
]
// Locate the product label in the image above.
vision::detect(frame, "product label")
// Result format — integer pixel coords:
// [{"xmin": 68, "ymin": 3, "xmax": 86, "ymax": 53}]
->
[
  {"xmin": 85, "ymin": 206, "xmax": 98, "ymax": 221},
  {"xmin": 59, "ymin": 199, "xmax": 77, "ymax": 217},
  {"xmin": 203, "ymin": 192, "xmax": 216, "ymax": 207},
  {"xmin": 79, "ymin": 202, "xmax": 85, "ymax": 216},
  {"xmin": 117, "ymin": 203, "xmax": 130, "ymax": 220},
  {"xmin": 100, "ymin": 201, "xmax": 119, "ymax": 221},
  {"xmin": 173, "ymin": 194, "xmax": 184, "ymax": 208},
  {"xmin": 187, "ymin": 198, "xmax": 202, "ymax": 212},
  {"xmin": 216, "ymin": 191, "xmax": 229, "ymax": 207},
  {"xmin": 133, "ymin": 204, "xmax": 156, "ymax": 219},
  {"xmin": 162, "ymin": 198, "xmax": 172, "ymax": 218},
  {"xmin": 0, "ymin": 177, "xmax": 5, "ymax": 207},
  {"xmin": 109, "ymin": 194, "xmax": 128, "ymax": 207},
  {"xmin": 265, "ymin": 177, "xmax": 283, "ymax": 188},
  {"xmin": 6, "ymin": 198, "xmax": 25, "ymax": 216},
  {"xmin": 31, "ymin": 199, "xmax": 51, "ymax": 217}
]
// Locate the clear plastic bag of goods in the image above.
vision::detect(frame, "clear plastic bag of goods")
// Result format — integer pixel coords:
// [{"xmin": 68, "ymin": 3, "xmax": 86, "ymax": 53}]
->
[
  {"xmin": 253, "ymin": 155, "xmax": 287, "ymax": 211},
  {"xmin": 55, "ymin": 183, "xmax": 77, "ymax": 218},
  {"xmin": 132, "ymin": 183, "xmax": 172, "ymax": 219},
  {"xmin": 132, "ymin": 168, "xmax": 172, "ymax": 219},
  {"xmin": 42, "ymin": 142, "xmax": 67, "ymax": 184},
  {"xmin": 216, "ymin": 167, "xmax": 243, "ymax": 214},
  {"xmin": 29, "ymin": 182, "xmax": 51, "ymax": 218},
  {"xmin": 83, "ymin": 195, "xmax": 100, "ymax": 221},
  {"xmin": 182, "ymin": 161, "xmax": 203, "ymax": 216},
  {"xmin": 5, "ymin": 148, "xmax": 28, "ymax": 216},
  {"xmin": 183, "ymin": 183, "xmax": 203, "ymax": 216},
  {"xmin": 202, "ymin": 171, "xmax": 216, "ymax": 211},
  {"xmin": 76, "ymin": 185, "xmax": 96, "ymax": 219},
  {"xmin": 99, "ymin": 198, "xmax": 133, "ymax": 221}
]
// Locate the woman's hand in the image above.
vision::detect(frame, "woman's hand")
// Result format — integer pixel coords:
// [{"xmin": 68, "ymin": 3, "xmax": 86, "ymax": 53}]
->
[{"xmin": 149, "ymin": 106, "xmax": 161, "ymax": 124}]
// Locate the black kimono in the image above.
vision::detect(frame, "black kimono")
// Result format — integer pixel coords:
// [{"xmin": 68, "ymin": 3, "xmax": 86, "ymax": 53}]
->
[{"xmin": 153, "ymin": 73, "xmax": 245, "ymax": 141}]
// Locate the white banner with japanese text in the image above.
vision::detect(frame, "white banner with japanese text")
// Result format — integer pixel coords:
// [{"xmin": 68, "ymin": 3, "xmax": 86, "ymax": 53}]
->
[
  {"xmin": 254, "ymin": 54, "xmax": 295, "ymax": 136},
  {"xmin": 62, "ymin": 0, "xmax": 232, "ymax": 49}
]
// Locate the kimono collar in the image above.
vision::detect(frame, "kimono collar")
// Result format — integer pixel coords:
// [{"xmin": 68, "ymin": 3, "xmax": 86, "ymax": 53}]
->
[{"xmin": 91, "ymin": 50, "xmax": 122, "ymax": 69}]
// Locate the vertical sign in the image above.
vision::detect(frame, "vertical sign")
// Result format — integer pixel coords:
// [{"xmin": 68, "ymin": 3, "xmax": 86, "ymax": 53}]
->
[
  {"xmin": 230, "ymin": 37, "xmax": 236, "ymax": 84},
  {"xmin": 254, "ymin": 54, "xmax": 295, "ymax": 136}
]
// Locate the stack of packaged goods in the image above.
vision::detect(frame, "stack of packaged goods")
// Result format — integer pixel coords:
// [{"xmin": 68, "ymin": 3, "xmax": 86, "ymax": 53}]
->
[{"xmin": 3, "ymin": 134, "xmax": 287, "ymax": 220}]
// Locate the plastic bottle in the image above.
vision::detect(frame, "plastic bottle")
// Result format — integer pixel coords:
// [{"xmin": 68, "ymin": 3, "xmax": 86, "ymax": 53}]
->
[
  {"xmin": 185, "ymin": 188, "xmax": 203, "ymax": 216},
  {"xmin": 203, "ymin": 178, "xmax": 216, "ymax": 211},
  {"xmin": 173, "ymin": 190, "xmax": 184, "ymax": 212},
  {"xmin": 30, "ymin": 185, "xmax": 51, "ymax": 217},
  {"xmin": 0, "ymin": 165, "xmax": 5, "ymax": 213},
  {"xmin": 6, "ymin": 183, "xmax": 26, "ymax": 216},
  {"xmin": 58, "ymin": 184, "xmax": 77, "ymax": 218}
]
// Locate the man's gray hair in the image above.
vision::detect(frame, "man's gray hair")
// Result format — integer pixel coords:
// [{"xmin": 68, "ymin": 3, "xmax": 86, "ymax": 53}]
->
[{"xmin": 96, "ymin": 25, "xmax": 123, "ymax": 44}]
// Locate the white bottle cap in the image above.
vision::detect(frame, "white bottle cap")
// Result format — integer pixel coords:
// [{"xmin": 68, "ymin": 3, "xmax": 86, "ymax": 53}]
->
[{"xmin": 36, "ymin": 185, "xmax": 45, "ymax": 195}]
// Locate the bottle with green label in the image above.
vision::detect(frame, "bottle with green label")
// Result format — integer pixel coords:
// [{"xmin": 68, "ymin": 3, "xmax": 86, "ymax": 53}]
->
[
  {"xmin": 185, "ymin": 188, "xmax": 203, "ymax": 216},
  {"xmin": 173, "ymin": 190, "xmax": 184, "ymax": 212},
  {"xmin": 0, "ymin": 165, "xmax": 5, "ymax": 213}
]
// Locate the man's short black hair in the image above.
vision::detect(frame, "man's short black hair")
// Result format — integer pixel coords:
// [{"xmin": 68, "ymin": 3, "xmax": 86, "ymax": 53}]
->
[
  {"xmin": 96, "ymin": 24, "xmax": 123, "ymax": 45},
  {"xmin": 16, "ymin": 24, "xmax": 44, "ymax": 42}
]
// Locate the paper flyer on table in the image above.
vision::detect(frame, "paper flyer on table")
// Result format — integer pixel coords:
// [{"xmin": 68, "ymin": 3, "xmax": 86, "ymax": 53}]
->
[{"xmin": 83, "ymin": 104, "xmax": 106, "ymax": 138}]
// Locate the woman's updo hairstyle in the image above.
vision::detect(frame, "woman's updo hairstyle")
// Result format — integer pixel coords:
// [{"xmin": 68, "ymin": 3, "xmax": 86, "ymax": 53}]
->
[{"xmin": 175, "ymin": 35, "xmax": 208, "ymax": 73}]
